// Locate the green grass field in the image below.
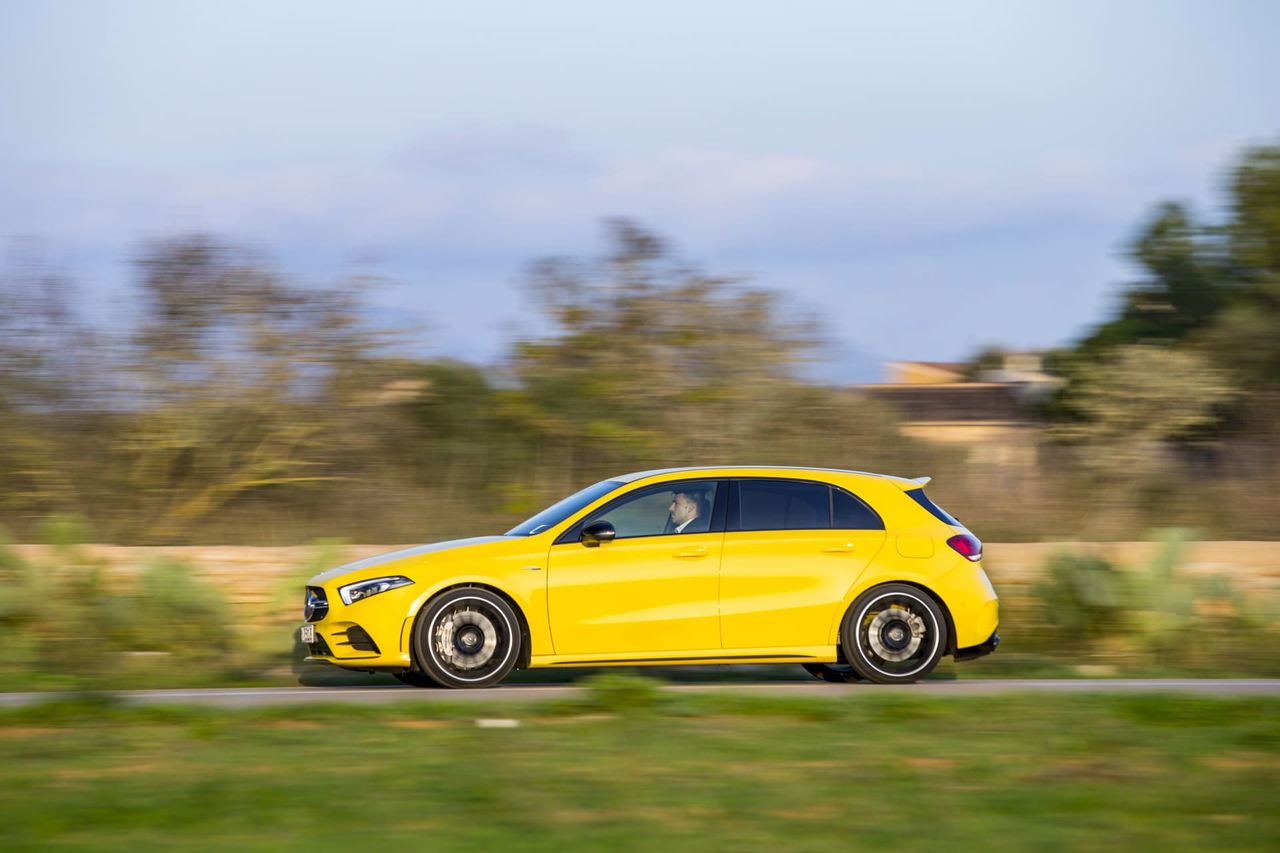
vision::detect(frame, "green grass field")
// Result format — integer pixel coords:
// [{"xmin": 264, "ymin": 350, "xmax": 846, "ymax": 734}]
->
[{"xmin": 1, "ymin": 689, "xmax": 1277, "ymax": 851}]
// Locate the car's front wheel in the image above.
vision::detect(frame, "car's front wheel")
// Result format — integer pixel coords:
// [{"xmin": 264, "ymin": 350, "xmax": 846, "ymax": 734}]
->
[
  {"xmin": 842, "ymin": 583, "xmax": 948, "ymax": 684},
  {"xmin": 412, "ymin": 587, "xmax": 523, "ymax": 689}
]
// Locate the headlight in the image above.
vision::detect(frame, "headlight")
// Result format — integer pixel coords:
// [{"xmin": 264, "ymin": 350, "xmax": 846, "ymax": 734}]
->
[{"xmin": 338, "ymin": 576, "xmax": 414, "ymax": 605}]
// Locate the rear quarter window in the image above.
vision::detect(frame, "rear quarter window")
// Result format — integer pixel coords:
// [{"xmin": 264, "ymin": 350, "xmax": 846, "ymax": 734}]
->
[{"xmin": 831, "ymin": 488, "xmax": 884, "ymax": 530}]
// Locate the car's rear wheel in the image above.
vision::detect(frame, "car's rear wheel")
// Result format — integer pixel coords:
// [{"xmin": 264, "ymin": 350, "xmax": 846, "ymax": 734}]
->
[
  {"xmin": 802, "ymin": 663, "xmax": 861, "ymax": 683},
  {"xmin": 394, "ymin": 670, "xmax": 442, "ymax": 688},
  {"xmin": 842, "ymin": 583, "xmax": 947, "ymax": 684},
  {"xmin": 412, "ymin": 587, "xmax": 522, "ymax": 689}
]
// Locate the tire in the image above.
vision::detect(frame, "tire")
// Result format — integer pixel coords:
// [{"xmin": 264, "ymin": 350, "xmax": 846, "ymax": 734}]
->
[
  {"xmin": 802, "ymin": 663, "xmax": 861, "ymax": 684},
  {"xmin": 412, "ymin": 587, "xmax": 523, "ymax": 689},
  {"xmin": 841, "ymin": 583, "xmax": 948, "ymax": 684},
  {"xmin": 394, "ymin": 670, "xmax": 442, "ymax": 688}
]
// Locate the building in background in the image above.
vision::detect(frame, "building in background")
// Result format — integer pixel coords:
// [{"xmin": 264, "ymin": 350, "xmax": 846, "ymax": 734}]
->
[{"xmin": 858, "ymin": 354, "xmax": 1061, "ymax": 468}]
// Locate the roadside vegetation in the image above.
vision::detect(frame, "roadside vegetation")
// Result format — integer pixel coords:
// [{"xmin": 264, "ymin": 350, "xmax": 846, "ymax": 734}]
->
[
  {"xmin": 1, "ymin": 688, "xmax": 1277, "ymax": 851},
  {"xmin": 963, "ymin": 529, "xmax": 1280, "ymax": 680},
  {"xmin": 0, "ymin": 140, "xmax": 1277, "ymax": 690},
  {"xmin": 0, "ymin": 523, "xmax": 1275, "ymax": 692}
]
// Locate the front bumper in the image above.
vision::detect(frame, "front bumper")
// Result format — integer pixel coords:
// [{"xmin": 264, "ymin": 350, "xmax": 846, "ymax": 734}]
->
[
  {"xmin": 953, "ymin": 629, "xmax": 1000, "ymax": 662},
  {"xmin": 300, "ymin": 583, "xmax": 416, "ymax": 668}
]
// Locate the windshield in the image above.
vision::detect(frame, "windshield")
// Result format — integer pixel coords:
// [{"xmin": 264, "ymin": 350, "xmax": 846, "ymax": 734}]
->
[{"xmin": 504, "ymin": 480, "xmax": 625, "ymax": 536}]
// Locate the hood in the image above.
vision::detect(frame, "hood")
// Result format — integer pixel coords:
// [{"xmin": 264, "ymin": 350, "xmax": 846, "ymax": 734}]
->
[{"xmin": 308, "ymin": 536, "xmax": 511, "ymax": 585}]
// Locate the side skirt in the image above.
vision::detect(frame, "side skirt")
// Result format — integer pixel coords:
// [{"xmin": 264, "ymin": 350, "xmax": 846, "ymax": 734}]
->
[{"xmin": 530, "ymin": 646, "xmax": 839, "ymax": 668}]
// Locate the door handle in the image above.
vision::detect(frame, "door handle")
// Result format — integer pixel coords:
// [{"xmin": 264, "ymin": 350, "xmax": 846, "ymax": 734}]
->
[
  {"xmin": 822, "ymin": 544, "xmax": 855, "ymax": 554},
  {"xmin": 673, "ymin": 546, "xmax": 708, "ymax": 559}
]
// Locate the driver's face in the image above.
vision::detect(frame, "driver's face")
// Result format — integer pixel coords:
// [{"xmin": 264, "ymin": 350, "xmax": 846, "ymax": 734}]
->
[{"xmin": 668, "ymin": 493, "xmax": 698, "ymax": 525}]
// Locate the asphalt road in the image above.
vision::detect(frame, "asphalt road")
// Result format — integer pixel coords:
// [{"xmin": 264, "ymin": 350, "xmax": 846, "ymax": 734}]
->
[{"xmin": 2, "ymin": 679, "xmax": 1278, "ymax": 708}]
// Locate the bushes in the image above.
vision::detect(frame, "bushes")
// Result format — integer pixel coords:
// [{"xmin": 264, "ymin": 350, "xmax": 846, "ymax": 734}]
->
[
  {"xmin": 576, "ymin": 673, "xmax": 664, "ymax": 714},
  {"xmin": 0, "ymin": 518, "xmax": 234, "ymax": 688},
  {"xmin": 1027, "ymin": 530, "xmax": 1280, "ymax": 675},
  {"xmin": 0, "ymin": 527, "xmax": 1277, "ymax": 689},
  {"xmin": 1034, "ymin": 549, "xmax": 1127, "ymax": 643},
  {"xmin": 110, "ymin": 558, "xmax": 233, "ymax": 659}
]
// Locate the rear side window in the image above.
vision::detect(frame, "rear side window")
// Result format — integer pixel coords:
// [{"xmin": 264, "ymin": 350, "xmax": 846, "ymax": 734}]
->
[
  {"xmin": 738, "ymin": 480, "xmax": 830, "ymax": 530},
  {"xmin": 832, "ymin": 488, "xmax": 884, "ymax": 530},
  {"xmin": 906, "ymin": 489, "xmax": 961, "ymax": 527}
]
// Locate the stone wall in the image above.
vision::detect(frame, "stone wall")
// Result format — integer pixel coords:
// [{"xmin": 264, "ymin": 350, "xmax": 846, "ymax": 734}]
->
[{"xmin": 14, "ymin": 541, "xmax": 1279, "ymax": 614}]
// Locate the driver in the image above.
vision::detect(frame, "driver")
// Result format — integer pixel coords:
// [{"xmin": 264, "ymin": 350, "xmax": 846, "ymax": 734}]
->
[{"xmin": 665, "ymin": 490, "xmax": 710, "ymax": 534}]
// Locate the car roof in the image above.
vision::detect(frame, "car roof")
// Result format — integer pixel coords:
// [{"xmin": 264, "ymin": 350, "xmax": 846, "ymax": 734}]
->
[{"xmin": 611, "ymin": 466, "xmax": 927, "ymax": 489}]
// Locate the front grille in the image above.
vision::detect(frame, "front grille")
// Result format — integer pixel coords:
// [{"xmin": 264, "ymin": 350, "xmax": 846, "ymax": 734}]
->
[
  {"xmin": 307, "ymin": 634, "xmax": 333, "ymax": 656},
  {"xmin": 335, "ymin": 624, "xmax": 380, "ymax": 653},
  {"xmin": 304, "ymin": 586, "xmax": 329, "ymax": 622}
]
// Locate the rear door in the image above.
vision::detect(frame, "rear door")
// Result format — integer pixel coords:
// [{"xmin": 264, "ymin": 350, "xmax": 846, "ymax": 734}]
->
[{"xmin": 718, "ymin": 478, "xmax": 886, "ymax": 649}]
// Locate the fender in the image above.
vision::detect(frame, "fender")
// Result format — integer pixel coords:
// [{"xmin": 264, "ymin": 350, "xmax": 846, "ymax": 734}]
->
[{"xmin": 399, "ymin": 573, "xmax": 550, "ymax": 661}]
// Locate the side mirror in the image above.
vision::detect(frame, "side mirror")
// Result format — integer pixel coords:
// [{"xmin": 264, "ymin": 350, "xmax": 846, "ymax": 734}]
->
[{"xmin": 580, "ymin": 521, "xmax": 616, "ymax": 547}]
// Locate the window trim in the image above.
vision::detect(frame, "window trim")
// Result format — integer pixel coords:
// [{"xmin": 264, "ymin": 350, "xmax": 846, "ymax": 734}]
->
[
  {"xmin": 553, "ymin": 479, "xmax": 728, "ymax": 545},
  {"xmin": 728, "ymin": 477, "xmax": 884, "ymax": 532}
]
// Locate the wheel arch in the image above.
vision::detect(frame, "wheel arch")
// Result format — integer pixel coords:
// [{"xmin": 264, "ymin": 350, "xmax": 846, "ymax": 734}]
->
[
  {"xmin": 408, "ymin": 582, "xmax": 533, "ymax": 670},
  {"xmin": 891, "ymin": 580, "xmax": 957, "ymax": 657},
  {"xmin": 840, "ymin": 579, "xmax": 957, "ymax": 657}
]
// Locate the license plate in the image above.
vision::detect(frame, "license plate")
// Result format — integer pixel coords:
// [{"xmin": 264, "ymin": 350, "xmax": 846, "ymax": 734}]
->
[{"xmin": 300, "ymin": 625, "xmax": 316, "ymax": 643}]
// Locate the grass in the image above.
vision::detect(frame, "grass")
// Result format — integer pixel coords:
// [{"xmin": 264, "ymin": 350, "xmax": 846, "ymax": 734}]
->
[{"xmin": 0, "ymin": 691, "xmax": 1277, "ymax": 851}]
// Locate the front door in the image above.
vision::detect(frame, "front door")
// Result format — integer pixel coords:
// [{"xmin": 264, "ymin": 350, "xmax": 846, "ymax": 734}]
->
[{"xmin": 547, "ymin": 479, "xmax": 725, "ymax": 656}]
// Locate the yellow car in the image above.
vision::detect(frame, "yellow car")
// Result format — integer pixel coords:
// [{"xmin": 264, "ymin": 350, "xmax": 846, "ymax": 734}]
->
[{"xmin": 300, "ymin": 466, "xmax": 999, "ymax": 687}]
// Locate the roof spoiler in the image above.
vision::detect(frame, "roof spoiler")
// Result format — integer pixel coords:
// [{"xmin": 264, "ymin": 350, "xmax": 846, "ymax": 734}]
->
[{"xmin": 888, "ymin": 475, "xmax": 933, "ymax": 491}]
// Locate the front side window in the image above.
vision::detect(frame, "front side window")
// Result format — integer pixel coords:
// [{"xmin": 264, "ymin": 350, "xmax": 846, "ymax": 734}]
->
[
  {"xmin": 737, "ymin": 480, "xmax": 830, "ymax": 531},
  {"xmin": 580, "ymin": 479, "xmax": 720, "ymax": 540}
]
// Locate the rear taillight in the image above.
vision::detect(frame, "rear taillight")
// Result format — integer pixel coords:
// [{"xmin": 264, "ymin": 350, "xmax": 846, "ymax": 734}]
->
[{"xmin": 947, "ymin": 534, "xmax": 982, "ymax": 562}]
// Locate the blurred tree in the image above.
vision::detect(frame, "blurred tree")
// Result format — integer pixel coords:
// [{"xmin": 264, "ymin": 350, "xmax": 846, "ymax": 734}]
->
[
  {"xmin": 964, "ymin": 345, "xmax": 1008, "ymax": 379},
  {"xmin": 1057, "ymin": 140, "xmax": 1280, "ymax": 488},
  {"xmin": 1052, "ymin": 345, "xmax": 1236, "ymax": 480},
  {"xmin": 508, "ymin": 220, "xmax": 818, "ymax": 473},
  {"xmin": 1202, "ymin": 143, "xmax": 1280, "ymax": 388},
  {"xmin": 1227, "ymin": 142, "xmax": 1280, "ymax": 277},
  {"xmin": 0, "ymin": 241, "xmax": 106, "ymax": 520},
  {"xmin": 400, "ymin": 359, "xmax": 543, "ymax": 504},
  {"xmin": 1075, "ymin": 141, "xmax": 1280, "ymax": 386},
  {"xmin": 117, "ymin": 235, "xmax": 398, "ymax": 542},
  {"xmin": 6, "ymin": 139, "xmax": 1273, "ymax": 544},
  {"xmin": 1080, "ymin": 203, "xmax": 1225, "ymax": 352},
  {"xmin": 504, "ymin": 219, "xmax": 936, "ymax": 492}
]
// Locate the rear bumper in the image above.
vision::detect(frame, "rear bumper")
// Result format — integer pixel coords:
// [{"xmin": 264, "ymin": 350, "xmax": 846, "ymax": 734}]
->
[{"xmin": 954, "ymin": 629, "xmax": 999, "ymax": 662}]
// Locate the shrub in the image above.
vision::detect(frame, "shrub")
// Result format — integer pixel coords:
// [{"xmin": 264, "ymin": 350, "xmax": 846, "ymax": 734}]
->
[
  {"xmin": 579, "ymin": 672, "xmax": 664, "ymax": 714},
  {"xmin": 110, "ymin": 557, "xmax": 234, "ymax": 660},
  {"xmin": 1033, "ymin": 549, "xmax": 1126, "ymax": 644},
  {"xmin": 1031, "ymin": 529, "xmax": 1280, "ymax": 673},
  {"xmin": 0, "ymin": 518, "xmax": 238, "ymax": 686}
]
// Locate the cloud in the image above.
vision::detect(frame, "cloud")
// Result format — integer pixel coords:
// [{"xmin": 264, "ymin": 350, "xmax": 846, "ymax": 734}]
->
[
  {"xmin": 391, "ymin": 124, "xmax": 597, "ymax": 179},
  {"xmin": 0, "ymin": 125, "xmax": 1218, "ymax": 368},
  {"xmin": 1, "ymin": 125, "xmax": 1163, "ymax": 263}
]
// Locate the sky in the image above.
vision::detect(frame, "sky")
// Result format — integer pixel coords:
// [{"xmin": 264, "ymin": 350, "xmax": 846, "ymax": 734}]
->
[{"xmin": 2, "ymin": 0, "xmax": 1277, "ymax": 381}]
